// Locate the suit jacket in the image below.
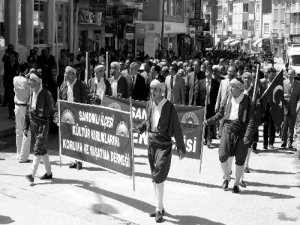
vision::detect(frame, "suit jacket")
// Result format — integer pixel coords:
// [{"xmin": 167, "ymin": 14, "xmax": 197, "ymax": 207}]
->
[
  {"xmin": 87, "ymin": 77, "xmax": 112, "ymax": 104},
  {"xmin": 109, "ymin": 75, "xmax": 129, "ymax": 99},
  {"xmin": 215, "ymin": 78, "xmax": 230, "ymax": 112},
  {"xmin": 59, "ymin": 79, "xmax": 90, "ymax": 104},
  {"xmin": 165, "ymin": 75, "xmax": 185, "ymax": 105},
  {"xmin": 130, "ymin": 73, "xmax": 147, "ymax": 101},
  {"xmin": 283, "ymin": 79, "xmax": 300, "ymax": 116},
  {"xmin": 186, "ymin": 71, "xmax": 205, "ymax": 105}
]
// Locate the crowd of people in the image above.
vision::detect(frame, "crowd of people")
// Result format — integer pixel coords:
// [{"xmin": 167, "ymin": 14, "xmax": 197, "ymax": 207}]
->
[{"xmin": 1, "ymin": 44, "xmax": 300, "ymax": 223}]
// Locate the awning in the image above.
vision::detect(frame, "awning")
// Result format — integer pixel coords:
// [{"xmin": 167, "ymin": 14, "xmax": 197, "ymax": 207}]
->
[
  {"xmin": 230, "ymin": 39, "xmax": 241, "ymax": 46},
  {"xmin": 223, "ymin": 38, "xmax": 234, "ymax": 46},
  {"xmin": 243, "ymin": 37, "xmax": 252, "ymax": 44},
  {"xmin": 252, "ymin": 38, "xmax": 263, "ymax": 47}
]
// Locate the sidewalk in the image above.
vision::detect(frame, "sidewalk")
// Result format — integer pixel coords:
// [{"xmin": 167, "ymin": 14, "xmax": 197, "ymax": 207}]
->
[
  {"xmin": 0, "ymin": 131, "xmax": 299, "ymax": 225},
  {"xmin": 0, "ymin": 106, "xmax": 15, "ymax": 138}
]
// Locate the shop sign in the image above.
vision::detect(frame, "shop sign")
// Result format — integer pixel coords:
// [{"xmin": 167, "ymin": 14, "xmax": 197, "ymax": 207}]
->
[
  {"xmin": 126, "ymin": 25, "xmax": 135, "ymax": 33},
  {"xmin": 89, "ymin": 0, "xmax": 107, "ymax": 13},
  {"xmin": 79, "ymin": 9, "xmax": 100, "ymax": 25},
  {"xmin": 135, "ymin": 23, "xmax": 146, "ymax": 36},
  {"xmin": 189, "ymin": 18, "xmax": 204, "ymax": 27},
  {"xmin": 118, "ymin": 15, "xmax": 134, "ymax": 24}
]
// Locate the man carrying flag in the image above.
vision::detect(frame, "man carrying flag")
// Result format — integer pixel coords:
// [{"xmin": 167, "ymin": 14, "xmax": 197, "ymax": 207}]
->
[{"xmin": 259, "ymin": 69, "xmax": 284, "ymax": 136}]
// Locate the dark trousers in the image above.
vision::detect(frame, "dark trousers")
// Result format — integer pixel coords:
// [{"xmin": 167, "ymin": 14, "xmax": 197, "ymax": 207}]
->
[
  {"xmin": 6, "ymin": 89, "xmax": 14, "ymax": 117},
  {"xmin": 204, "ymin": 124, "xmax": 213, "ymax": 143},
  {"xmin": 281, "ymin": 114, "xmax": 296, "ymax": 144},
  {"xmin": 263, "ymin": 108, "xmax": 275, "ymax": 147}
]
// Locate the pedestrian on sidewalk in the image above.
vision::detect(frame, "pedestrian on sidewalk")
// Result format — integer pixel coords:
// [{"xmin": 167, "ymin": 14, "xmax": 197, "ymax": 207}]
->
[
  {"xmin": 13, "ymin": 62, "xmax": 31, "ymax": 163},
  {"xmin": 204, "ymin": 78, "xmax": 256, "ymax": 193},
  {"xmin": 135, "ymin": 79, "xmax": 186, "ymax": 223},
  {"xmin": 25, "ymin": 69, "xmax": 55, "ymax": 183}
]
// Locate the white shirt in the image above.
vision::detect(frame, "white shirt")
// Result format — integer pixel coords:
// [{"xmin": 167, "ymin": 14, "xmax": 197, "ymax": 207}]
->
[
  {"xmin": 67, "ymin": 78, "xmax": 77, "ymax": 102},
  {"xmin": 95, "ymin": 77, "xmax": 106, "ymax": 101},
  {"xmin": 229, "ymin": 93, "xmax": 244, "ymax": 120},
  {"xmin": 31, "ymin": 86, "xmax": 43, "ymax": 110},
  {"xmin": 111, "ymin": 76, "xmax": 120, "ymax": 97},
  {"xmin": 13, "ymin": 75, "xmax": 30, "ymax": 104},
  {"xmin": 151, "ymin": 98, "xmax": 167, "ymax": 131},
  {"xmin": 244, "ymin": 86, "xmax": 252, "ymax": 95}
]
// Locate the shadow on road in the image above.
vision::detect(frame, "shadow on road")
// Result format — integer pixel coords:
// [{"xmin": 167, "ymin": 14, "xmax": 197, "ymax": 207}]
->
[
  {"xmin": 0, "ymin": 215, "xmax": 15, "ymax": 224},
  {"xmin": 251, "ymin": 168, "xmax": 296, "ymax": 175},
  {"xmin": 165, "ymin": 214, "xmax": 226, "ymax": 225},
  {"xmin": 246, "ymin": 181, "xmax": 300, "ymax": 189},
  {"xmin": 239, "ymin": 190, "xmax": 295, "ymax": 199}
]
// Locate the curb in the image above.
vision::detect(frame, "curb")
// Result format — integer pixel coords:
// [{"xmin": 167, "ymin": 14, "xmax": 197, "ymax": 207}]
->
[{"xmin": 0, "ymin": 127, "xmax": 15, "ymax": 138}]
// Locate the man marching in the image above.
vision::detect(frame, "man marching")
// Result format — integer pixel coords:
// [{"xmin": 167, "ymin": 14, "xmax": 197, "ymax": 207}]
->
[
  {"xmin": 204, "ymin": 78, "xmax": 256, "ymax": 193},
  {"xmin": 135, "ymin": 79, "xmax": 186, "ymax": 223}
]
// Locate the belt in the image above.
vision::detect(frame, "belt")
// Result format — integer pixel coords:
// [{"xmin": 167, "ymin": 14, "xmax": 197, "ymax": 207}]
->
[{"xmin": 15, "ymin": 103, "xmax": 27, "ymax": 106}]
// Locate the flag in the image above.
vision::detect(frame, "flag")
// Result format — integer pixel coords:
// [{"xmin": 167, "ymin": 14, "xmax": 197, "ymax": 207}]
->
[{"xmin": 259, "ymin": 69, "xmax": 284, "ymax": 131}]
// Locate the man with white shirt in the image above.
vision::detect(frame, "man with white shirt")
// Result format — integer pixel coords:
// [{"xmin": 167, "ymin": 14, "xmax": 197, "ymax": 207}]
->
[
  {"xmin": 109, "ymin": 62, "xmax": 128, "ymax": 99},
  {"xmin": 165, "ymin": 64, "xmax": 185, "ymax": 104},
  {"xmin": 13, "ymin": 62, "xmax": 31, "ymax": 163},
  {"xmin": 135, "ymin": 79, "xmax": 185, "ymax": 223},
  {"xmin": 204, "ymin": 78, "xmax": 256, "ymax": 193},
  {"xmin": 59, "ymin": 66, "xmax": 90, "ymax": 170},
  {"xmin": 128, "ymin": 62, "xmax": 147, "ymax": 101},
  {"xmin": 25, "ymin": 69, "xmax": 55, "ymax": 182}
]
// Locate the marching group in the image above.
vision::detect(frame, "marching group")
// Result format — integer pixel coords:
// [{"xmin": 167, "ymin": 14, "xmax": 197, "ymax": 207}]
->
[{"xmin": 1, "ymin": 44, "xmax": 300, "ymax": 223}]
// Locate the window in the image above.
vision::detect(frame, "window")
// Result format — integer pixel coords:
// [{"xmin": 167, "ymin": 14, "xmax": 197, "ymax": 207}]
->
[
  {"xmin": 34, "ymin": 0, "xmax": 48, "ymax": 45},
  {"xmin": 0, "ymin": 0, "xmax": 5, "ymax": 47},
  {"xmin": 243, "ymin": 3, "xmax": 249, "ymax": 12},
  {"xmin": 228, "ymin": 17, "xmax": 232, "ymax": 26},
  {"xmin": 256, "ymin": 21, "xmax": 260, "ymax": 31},
  {"xmin": 170, "ymin": 0, "xmax": 175, "ymax": 16},
  {"xmin": 280, "ymin": 9, "xmax": 285, "ymax": 21},
  {"xmin": 256, "ymin": 1, "xmax": 260, "ymax": 11},
  {"xmin": 56, "ymin": 2, "xmax": 69, "ymax": 44},
  {"xmin": 164, "ymin": 0, "xmax": 168, "ymax": 15},
  {"xmin": 274, "ymin": 9, "xmax": 278, "ymax": 20},
  {"xmin": 175, "ymin": 0, "xmax": 182, "ymax": 16},
  {"xmin": 242, "ymin": 21, "xmax": 248, "ymax": 30},
  {"xmin": 264, "ymin": 23, "xmax": 270, "ymax": 34},
  {"xmin": 218, "ymin": 6, "xmax": 222, "ymax": 19}
]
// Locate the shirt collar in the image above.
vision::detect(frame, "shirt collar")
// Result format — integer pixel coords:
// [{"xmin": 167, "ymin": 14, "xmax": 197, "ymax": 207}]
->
[
  {"xmin": 233, "ymin": 92, "xmax": 244, "ymax": 104},
  {"xmin": 34, "ymin": 85, "xmax": 43, "ymax": 94},
  {"xmin": 67, "ymin": 78, "xmax": 77, "ymax": 87},
  {"xmin": 154, "ymin": 98, "xmax": 167, "ymax": 108}
]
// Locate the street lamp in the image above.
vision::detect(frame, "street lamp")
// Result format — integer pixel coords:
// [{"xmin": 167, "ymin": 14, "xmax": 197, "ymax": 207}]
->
[{"xmin": 161, "ymin": 0, "xmax": 165, "ymax": 52}]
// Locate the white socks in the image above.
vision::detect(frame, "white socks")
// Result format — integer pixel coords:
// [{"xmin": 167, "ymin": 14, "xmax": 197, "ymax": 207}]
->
[
  {"xmin": 221, "ymin": 161, "xmax": 231, "ymax": 180},
  {"xmin": 30, "ymin": 154, "xmax": 52, "ymax": 177},
  {"xmin": 234, "ymin": 165, "xmax": 244, "ymax": 186},
  {"xmin": 155, "ymin": 182, "xmax": 164, "ymax": 212}
]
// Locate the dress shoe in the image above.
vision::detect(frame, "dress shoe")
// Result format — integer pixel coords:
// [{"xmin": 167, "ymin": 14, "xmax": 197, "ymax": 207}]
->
[
  {"xmin": 69, "ymin": 162, "xmax": 77, "ymax": 169},
  {"xmin": 244, "ymin": 167, "xmax": 250, "ymax": 173},
  {"xmin": 232, "ymin": 185, "xmax": 240, "ymax": 193},
  {"xmin": 269, "ymin": 144, "xmax": 274, "ymax": 150},
  {"xmin": 40, "ymin": 172, "xmax": 52, "ymax": 180},
  {"xmin": 222, "ymin": 179, "xmax": 229, "ymax": 189},
  {"xmin": 203, "ymin": 140, "xmax": 207, "ymax": 145},
  {"xmin": 263, "ymin": 145, "xmax": 268, "ymax": 150},
  {"xmin": 155, "ymin": 210, "xmax": 163, "ymax": 223},
  {"xmin": 19, "ymin": 159, "xmax": 32, "ymax": 163},
  {"xmin": 281, "ymin": 143, "xmax": 286, "ymax": 148},
  {"xmin": 239, "ymin": 180, "xmax": 247, "ymax": 188},
  {"xmin": 26, "ymin": 174, "xmax": 34, "ymax": 182},
  {"xmin": 150, "ymin": 209, "xmax": 165, "ymax": 217},
  {"xmin": 288, "ymin": 143, "xmax": 293, "ymax": 149},
  {"xmin": 253, "ymin": 149, "xmax": 259, "ymax": 154},
  {"xmin": 207, "ymin": 141, "xmax": 212, "ymax": 149},
  {"xmin": 76, "ymin": 162, "xmax": 83, "ymax": 170}
]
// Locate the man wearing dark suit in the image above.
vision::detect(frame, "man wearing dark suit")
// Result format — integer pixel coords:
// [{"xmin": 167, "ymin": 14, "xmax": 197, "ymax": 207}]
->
[
  {"xmin": 260, "ymin": 67, "xmax": 276, "ymax": 150},
  {"xmin": 281, "ymin": 68, "xmax": 300, "ymax": 148},
  {"xmin": 186, "ymin": 59, "xmax": 205, "ymax": 105},
  {"xmin": 109, "ymin": 62, "xmax": 128, "ymax": 99},
  {"xmin": 165, "ymin": 64, "xmax": 185, "ymax": 105},
  {"xmin": 195, "ymin": 65, "xmax": 220, "ymax": 148},
  {"xmin": 128, "ymin": 62, "xmax": 147, "ymax": 101},
  {"xmin": 59, "ymin": 66, "xmax": 90, "ymax": 170}
]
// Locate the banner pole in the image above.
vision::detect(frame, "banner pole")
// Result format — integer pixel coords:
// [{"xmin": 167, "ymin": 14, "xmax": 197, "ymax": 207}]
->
[
  {"xmin": 85, "ymin": 51, "xmax": 88, "ymax": 84},
  {"xmin": 130, "ymin": 97, "xmax": 136, "ymax": 191},
  {"xmin": 57, "ymin": 88, "xmax": 62, "ymax": 168},
  {"xmin": 106, "ymin": 51, "xmax": 109, "ymax": 79},
  {"xmin": 199, "ymin": 92, "xmax": 208, "ymax": 174}
]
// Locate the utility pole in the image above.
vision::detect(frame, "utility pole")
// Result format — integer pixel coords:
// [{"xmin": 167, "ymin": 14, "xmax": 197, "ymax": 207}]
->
[{"xmin": 161, "ymin": 0, "xmax": 165, "ymax": 52}]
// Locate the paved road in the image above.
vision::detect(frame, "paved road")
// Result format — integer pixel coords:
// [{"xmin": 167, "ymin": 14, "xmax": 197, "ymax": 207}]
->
[{"xmin": 0, "ymin": 128, "xmax": 299, "ymax": 225}]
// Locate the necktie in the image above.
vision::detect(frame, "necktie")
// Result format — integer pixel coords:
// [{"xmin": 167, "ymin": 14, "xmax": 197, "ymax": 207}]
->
[
  {"xmin": 170, "ymin": 75, "xmax": 174, "ymax": 89},
  {"xmin": 207, "ymin": 79, "xmax": 211, "ymax": 105}
]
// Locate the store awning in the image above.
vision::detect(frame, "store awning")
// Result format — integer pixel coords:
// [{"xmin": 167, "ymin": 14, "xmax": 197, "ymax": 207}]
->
[
  {"xmin": 223, "ymin": 38, "xmax": 234, "ymax": 46},
  {"xmin": 252, "ymin": 38, "xmax": 263, "ymax": 47},
  {"xmin": 230, "ymin": 39, "xmax": 241, "ymax": 46},
  {"xmin": 243, "ymin": 37, "xmax": 252, "ymax": 44}
]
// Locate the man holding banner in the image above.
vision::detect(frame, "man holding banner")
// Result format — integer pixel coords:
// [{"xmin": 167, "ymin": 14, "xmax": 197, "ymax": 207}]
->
[{"xmin": 135, "ymin": 79, "xmax": 186, "ymax": 223}]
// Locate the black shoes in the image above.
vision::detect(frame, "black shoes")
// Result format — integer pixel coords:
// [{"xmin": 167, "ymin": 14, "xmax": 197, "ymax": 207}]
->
[
  {"xmin": 69, "ymin": 162, "xmax": 83, "ymax": 170},
  {"xmin": 155, "ymin": 210, "xmax": 164, "ymax": 223},
  {"xmin": 232, "ymin": 185, "xmax": 239, "ymax": 193},
  {"xmin": 281, "ymin": 143, "xmax": 287, "ymax": 148},
  {"xmin": 263, "ymin": 145, "xmax": 268, "ymax": 150},
  {"xmin": 40, "ymin": 173, "xmax": 53, "ymax": 180},
  {"xmin": 288, "ymin": 143, "xmax": 293, "ymax": 149},
  {"xmin": 244, "ymin": 167, "xmax": 250, "ymax": 173},
  {"xmin": 222, "ymin": 179, "xmax": 229, "ymax": 189},
  {"xmin": 69, "ymin": 162, "xmax": 77, "ymax": 168},
  {"xmin": 19, "ymin": 159, "xmax": 32, "ymax": 163},
  {"xmin": 150, "ymin": 209, "xmax": 165, "ymax": 217},
  {"xmin": 239, "ymin": 180, "xmax": 247, "ymax": 188},
  {"xmin": 26, "ymin": 174, "xmax": 34, "ymax": 182}
]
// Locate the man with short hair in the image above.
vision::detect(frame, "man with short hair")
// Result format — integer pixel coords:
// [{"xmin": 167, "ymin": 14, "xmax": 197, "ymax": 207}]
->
[
  {"xmin": 129, "ymin": 62, "xmax": 147, "ymax": 101},
  {"xmin": 165, "ymin": 64, "xmax": 185, "ymax": 105},
  {"xmin": 109, "ymin": 62, "xmax": 128, "ymax": 99},
  {"xmin": 281, "ymin": 68, "xmax": 300, "ymax": 149}
]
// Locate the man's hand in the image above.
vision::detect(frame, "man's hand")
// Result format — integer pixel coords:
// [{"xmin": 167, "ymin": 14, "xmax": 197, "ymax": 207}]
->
[
  {"xmin": 203, "ymin": 120, "xmax": 208, "ymax": 126},
  {"xmin": 131, "ymin": 127, "xmax": 139, "ymax": 133},
  {"xmin": 24, "ymin": 129, "xmax": 28, "ymax": 137},
  {"xmin": 243, "ymin": 137, "xmax": 250, "ymax": 146}
]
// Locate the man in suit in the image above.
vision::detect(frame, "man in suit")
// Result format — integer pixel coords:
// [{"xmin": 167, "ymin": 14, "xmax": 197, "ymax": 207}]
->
[
  {"xmin": 186, "ymin": 59, "xmax": 204, "ymax": 105},
  {"xmin": 59, "ymin": 66, "xmax": 90, "ymax": 170},
  {"xmin": 165, "ymin": 64, "xmax": 185, "ymax": 105},
  {"xmin": 129, "ymin": 62, "xmax": 147, "ymax": 101},
  {"xmin": 195, "ymin": 65, "xmax": 220, "ymax": 148},
  {"xmin": 261, "ymin": 67, "xmax": 276, "ymax": 150},
  {"xmin": 281, "ymin": 68, "xmax": 300, "ymax": 148},
  {"xmin": 109, "ymin": 62, "xmax": 128, "ymax": 99}
]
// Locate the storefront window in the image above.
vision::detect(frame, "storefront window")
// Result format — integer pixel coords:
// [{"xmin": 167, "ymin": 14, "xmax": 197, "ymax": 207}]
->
[
  {"xmin": 56, "ymin": 2, "xmax": 69, "ymax": 44},
  {"xmin": 0, "ymin": 0, "xmax": 5, "ymax": 47},
  {"xmin": 34, "ymin": 0, "xmax": 48, "ymax": 45}
]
